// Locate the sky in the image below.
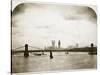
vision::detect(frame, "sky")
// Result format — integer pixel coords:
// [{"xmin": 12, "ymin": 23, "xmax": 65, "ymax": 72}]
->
[{"xmin": 12, "ymin": 2, "xmax": 97, "ymax": 49}]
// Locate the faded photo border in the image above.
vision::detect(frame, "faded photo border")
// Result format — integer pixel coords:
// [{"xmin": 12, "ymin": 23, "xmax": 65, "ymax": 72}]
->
[
  {"xmin": 0, "ymin": 0, "xmax": 100, "ymax": 75},
  {"xmin": 11, "ymin": 0, "xmax": 98, "ymax": 74}
]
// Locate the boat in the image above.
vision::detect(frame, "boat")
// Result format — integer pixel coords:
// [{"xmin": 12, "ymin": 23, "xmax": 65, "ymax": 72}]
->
[
  {"xmin": 34, "ymin": 53, "xmax": 42, "ymax": 56},
  {"xmin": 33, "ymin": 52, "xmax": 47, "ymax": 56}
]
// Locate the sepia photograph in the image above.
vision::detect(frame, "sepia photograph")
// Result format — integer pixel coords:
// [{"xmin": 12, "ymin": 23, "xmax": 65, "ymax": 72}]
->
[{"xmin": 11, "ymin": 0, "xmax": 97, "ymax": 73}]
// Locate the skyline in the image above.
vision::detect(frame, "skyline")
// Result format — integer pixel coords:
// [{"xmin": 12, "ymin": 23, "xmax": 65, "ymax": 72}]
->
[{"xmin": 12, "ymin": 3, "xmax": 97, "ymax": 49}]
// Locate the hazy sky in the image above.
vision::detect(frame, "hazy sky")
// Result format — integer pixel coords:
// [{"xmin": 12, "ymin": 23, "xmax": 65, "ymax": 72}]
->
[{"xmin": 12, "ymin": 3, "xmax": 97, "ymax": 49}]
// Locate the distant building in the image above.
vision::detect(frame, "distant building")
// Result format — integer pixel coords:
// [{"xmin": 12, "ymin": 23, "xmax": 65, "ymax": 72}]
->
[
  {"xmin": 52, "ymin": 40, "xmax": 55, "ymax": 48},
  {"xmin": 67, "ymin": 45, "xmax": 74, "ymax": 49},
  {"xmin": 76, "ymin": 43, "xmax": 79, "ymax": 48},
  {"xmin": 58, "ymin": 40, "xmax": 61, "ymax": 48}
]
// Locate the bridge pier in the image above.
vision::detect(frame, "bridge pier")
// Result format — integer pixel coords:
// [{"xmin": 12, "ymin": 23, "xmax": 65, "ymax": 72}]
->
[
  {"xmin": 50, "ymin": 50, "xmax": 53, "ymax": 59},
  {"xmin": 24, "ymin": 44, "xmax": 29, "ymax": 57},
  {"xmin": 89, "ymin": 43, "xmax": 94, "ymax": 55}
]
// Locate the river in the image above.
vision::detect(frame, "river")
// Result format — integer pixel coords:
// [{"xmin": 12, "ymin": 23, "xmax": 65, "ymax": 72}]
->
[{"xmin": 12, "ymin": 52, "xmax": 97, "ymax": 73}]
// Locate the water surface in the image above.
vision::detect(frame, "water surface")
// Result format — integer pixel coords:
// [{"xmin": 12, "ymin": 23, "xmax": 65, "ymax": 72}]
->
[{"xmin": 12, "ymin": 52, "xmax": 97, "ymax": 73}]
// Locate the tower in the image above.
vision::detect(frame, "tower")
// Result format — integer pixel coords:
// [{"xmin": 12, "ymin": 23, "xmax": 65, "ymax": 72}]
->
[
  {"xmin": 52, "ymin": 40, "xmax": 55, "ymax": 48},
  {"xmin": 24, "ymin": 44, "xmax": 29, "ymax": 57},
  {"xmin": 58, "ymin": 40, "xmax": 61, "ymax": 48}
]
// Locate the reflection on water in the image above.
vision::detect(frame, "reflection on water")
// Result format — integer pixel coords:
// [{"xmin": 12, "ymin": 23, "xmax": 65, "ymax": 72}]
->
[{"xmin": 12, "ymin": 52, "xmax": 97, "ymax": 73}]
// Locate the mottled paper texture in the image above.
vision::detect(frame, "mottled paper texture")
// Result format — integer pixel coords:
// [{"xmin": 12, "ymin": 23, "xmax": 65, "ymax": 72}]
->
[{"xmin": 11, "ymin": 0, "xmax": 97, "ymax": 73}]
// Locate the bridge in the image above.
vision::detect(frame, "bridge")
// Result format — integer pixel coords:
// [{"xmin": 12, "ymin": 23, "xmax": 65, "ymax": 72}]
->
[{"xmin": 11, "ymin": 43, "xmax": 97, "ymax": 57}]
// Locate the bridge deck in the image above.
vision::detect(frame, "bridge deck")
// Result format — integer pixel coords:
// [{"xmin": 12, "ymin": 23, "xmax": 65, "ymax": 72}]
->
[
  {"xmin": 12, "ymin": 50, "xmax": 69, "ymax": 53},
  {"xmin": 12, "ymin": 47, "xmax": 97, "ymax": 54}
]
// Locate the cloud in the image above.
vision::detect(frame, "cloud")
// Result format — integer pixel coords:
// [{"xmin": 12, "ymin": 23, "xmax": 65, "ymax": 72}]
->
[
  {"xmin": 64, "ymin": 15, "xmax": 83, "ymax": 20},
  {"xmin": 77, "ymin": 6, "xmax": 97, "ymax": 23},
  {"xmin": 12, "ymin": 3, "xmax": 97, "ymax": 48},
  {"xmin": 62, "ymin": 6, "xmax": 97, "ymax": 23},
  {"xmin": 34, "ymin": 25, "xmax": 52, "ymax": 29}
]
